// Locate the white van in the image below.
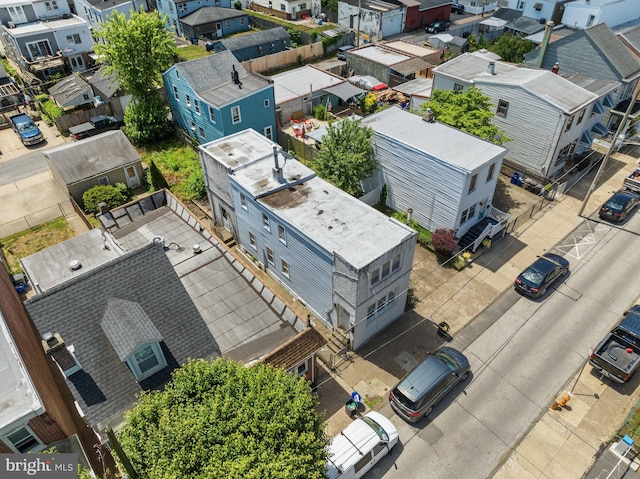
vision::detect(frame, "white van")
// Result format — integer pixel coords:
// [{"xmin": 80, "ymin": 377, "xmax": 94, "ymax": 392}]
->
[{"xmin": 325, "ymin": 411, "xmax": 398, "ymax": 479}]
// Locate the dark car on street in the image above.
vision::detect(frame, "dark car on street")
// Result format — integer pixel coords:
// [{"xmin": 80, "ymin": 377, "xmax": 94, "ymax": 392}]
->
[
  {"xmin": 426, "ymin": 20, "xmax": 450, "ymax": 33},
  {"xmin": 389, "ymin": 346, "xmax": 470, "ymax": 423},
  {"xmin": 451, "ymin": 3, "xmax": 465, "ymax": 14},
  {"xmin": 515, "ymin": 253, "xmax": 569, "ymax": 298},
  {"xmin": 599, "ymin": 190, "xmax": 640, "ymax": 222}
]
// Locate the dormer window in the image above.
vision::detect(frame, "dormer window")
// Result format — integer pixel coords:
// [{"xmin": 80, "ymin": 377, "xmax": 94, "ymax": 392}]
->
[
  {"xmin": 101, "ymin": 298, "xmax": 168, "ymax": 382},
  {"xmin": 126, "ymin": 343, "xmax": 166, "ymax": 381}
]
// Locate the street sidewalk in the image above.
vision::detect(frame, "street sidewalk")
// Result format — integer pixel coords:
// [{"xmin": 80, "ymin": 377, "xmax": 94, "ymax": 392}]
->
[{"xmin": 317, "ymin": 148, "xmax": 640, "ymax": 478}]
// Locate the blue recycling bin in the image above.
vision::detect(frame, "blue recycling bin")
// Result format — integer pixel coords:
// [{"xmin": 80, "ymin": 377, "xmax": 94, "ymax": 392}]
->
[{"xmin": 511, "ymin": 172, "xmax": 523, "ymax": 186}]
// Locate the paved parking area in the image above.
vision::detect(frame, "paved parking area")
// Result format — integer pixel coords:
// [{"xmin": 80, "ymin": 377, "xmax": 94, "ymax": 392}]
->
[{"xmin": 0, "ymin": 113, "xmax": 67, "ymax": 163}]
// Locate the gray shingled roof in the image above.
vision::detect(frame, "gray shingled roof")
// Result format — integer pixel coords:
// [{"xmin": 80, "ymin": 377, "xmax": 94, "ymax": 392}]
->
[
  {"xmin": 86, "ymin": 66, "xmax": 122, "ymax": 99},
  {"xmin": 49, "ymin": 74, "xmax": 91, "ymax": 102},
  {"xmin": 44, "ymin": 130, "xmax": 140, "ymax": 186},
  {"xmin": 219, "ymin": 27, "xmax": 289, "ymax": 51},
  {"xmin": 525, "ymin": 23, "xmax": 640, "ymax": 82},
  {"xmin": 25, "ymin": 244, "xmax": 219, "ymax": 431},
  {"xmin": 179, "ymin": 6, "xmax": 246, "ymax": 25},
  {"xmin": 171, "ymin": 50, "xmax": 271, "ymax": 106},
  {"xmin": 101, "ymin": 298, "xmax": 163, "ymax": 361},
  {"xmin": 618, "ymin": 24, "xmax": 640, "ymax": 55}
]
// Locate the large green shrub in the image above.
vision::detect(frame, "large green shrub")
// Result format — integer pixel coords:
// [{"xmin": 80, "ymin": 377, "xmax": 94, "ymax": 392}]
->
[
  {"xmin": 360, "ymin": 93, "xmax": 377, "ymax": 114},
  {"xmin": 82, "ymin": 183, "xmax": 131, "ymax": 214},
  {"xmin": 313, "ymin": 103, "xmax": 327, "ymax": 120}
]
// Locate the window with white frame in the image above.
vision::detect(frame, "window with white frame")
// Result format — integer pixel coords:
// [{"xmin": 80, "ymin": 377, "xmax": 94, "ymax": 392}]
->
[
  {"xmin": 299, "ymin": 2, "xmax": 307, "ymax": 8},
  {"xmin": 45, "ymin": 1, "xmax": 58, "ymax": 11},
  {"xmin": 240, "ymin": 17, "xmax": 244, "ymax": 25},
  {"xmin": 178, "ymin": 2, "xmax": 187, "ymax": 12},
  {"xmin": 126, "ymin": 343, "xmax": 167, "ymax": 381},
  {"xmin": 586, "ymin": 14, "xmax": 595, "ymax": 27},
  {"xmin": 66, "ymin": 34, "xmax": 81, "ymax": 45},
  {"xmin": 190, "ymin": 121, "xmax": 196, "ymax": 132},
  {"xmin": 487, "ymin": 163, "xmax": 495, "ymax": 182},
  {"xmin": 5, "ymin": 426, "xmax": 43, "ymax": 453},
  {"xmin": 366, "ymin": 289, "xmax": 397, "ymax": 323},
  {"xmin": 296, "ymin": 362, "xmax": 307, "ymax": 376},
  {"xmin": 281, "ymin": 3, "xmax": 286, "ymax": 10},
  {"xmin": 231, "ymin": 106, "xmax": 241, "ymax": 124},
  {"xmin": 264, "ymin": 126, "xmax": 273, "ymax": 140},
  {"xmin": 226, "ymin": 20, "xmax": 230, "ymax": 27},
  {"xmin": 98, "ymin": 177, "xmax": 109, "ymax": 185},
  {"xmin": 26, "ymin": 40, "xmax": 53, "ymax": 60},
  {"xmin": 173, "ymin": 85, "xmax": 179, "ymax": 100},
  {"xmin": 266, "ymin": 247, "xmax": 274, "ymax": 265},
  {"xmin": 577, "ymin": 109, "xmax": 585, "ymax": 125},
  {"xmin": 371, "ymin": 267, "xmax": 381, "ymax": 285},
  {"xmin": 460, "ymin": 204, "xmax": 476, "ymax": 223},
  {"xmin": 392, "ymin": 254, "xmax": 400, "ymax": 272},
  {"xmin": 565, "ymin": 114, "xmax": 574, "ymax": 132},
  {"xmin": 198, "ymin": 126, "xmax": 205, "ymax": 138},
  {"xmin": 209, "ymin": 106, "xmax": 216, "ymax": 122},
  {"xmin": 554, "ymin": 141, "xmax": 576, "ymax": 166},
  {"xmin": 496, "ymin": 99, "xmax": 509, "ymax": 117},
  {"xmin": 186, "ymin": 94, "xmax": 191, "ymax": 107},
  {"xmin": 194, "ymin": 99, "xmax": 200, "ymax": 114},
  {"xmin": 281, "ymin": 259, "xmax": 289, "ymax": 278},
  {"xmin": 262, "ymin": 213, "xmax": 270, "ymax": 231},
  {"xmin": 240, "ymin": 193, "xmax": 247, "ymax": 210},
  {"xmin": 278, "ymin": 224, "xmax": 286, "ymax": 243},
  {"xmin": 264, "ymin": 99, "xmax": 270, "ymax": 108},
  {"xmin": 249, "ymin": 231, "xmax": 257, "ymax": 249},
  {"xmin": 453, "ymin": 83, "xmax": 463, "ymax": 93},
  {"xmin": 381, "ymin": 260, "xmax": 390, "ymax": 279}
]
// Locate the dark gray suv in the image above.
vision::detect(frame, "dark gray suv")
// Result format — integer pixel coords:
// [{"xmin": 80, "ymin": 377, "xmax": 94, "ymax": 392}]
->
[{"xmin": 389, "ymin": 347, "xmax": 470, "ymax": 422}]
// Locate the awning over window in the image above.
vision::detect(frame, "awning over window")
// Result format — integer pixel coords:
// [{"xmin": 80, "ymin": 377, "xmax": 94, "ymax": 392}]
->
[
  {"xmin": 591, "ymin": 122, "xmax": 609, "ymax": 136},
  {"xmin": 603, "ymin": 94, "xmax": 615, "ymax": 108},
  {"xmin": 580, "ymin": 130, "xmax": 593, "ymax": 145},
  {"xmin": 323, "ymin": 82, "xmax": 366, "ymax": 102},
  {"xmin": 592, "ymin": 100, "xmax": 605, "ymax": 115}
]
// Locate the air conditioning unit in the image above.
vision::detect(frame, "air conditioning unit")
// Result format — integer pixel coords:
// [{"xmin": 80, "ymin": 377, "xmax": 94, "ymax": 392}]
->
[{"xmin": 8, "ymin": 21, "xmax": 15, "ymax": 28}]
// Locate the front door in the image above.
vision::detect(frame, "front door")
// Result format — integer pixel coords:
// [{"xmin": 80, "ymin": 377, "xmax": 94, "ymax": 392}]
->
[
  {"xmin": 216, "ymin": 22, "xmax": 222, "ymax": 37},
  {"xmin": 69, "ymin": 55, "xmax": 85, "ymax": 72},
  {"xmin": 125, "ymin": 165, "xmax": 140, "ymax": 188}
]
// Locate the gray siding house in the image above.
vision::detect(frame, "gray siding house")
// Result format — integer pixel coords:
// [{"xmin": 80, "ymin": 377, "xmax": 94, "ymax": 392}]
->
[
  {"xmin": 199, "ymin": 129, "xmax": 417, "ymax": 350},
  {"xmin": 361, "ymin": 106, "xmax": 508, "ymax": 241},
  {"xmin": 432, "ymin": 53, "xmax": 599, "ymax": 178},
  {"xmin": 524, "ymin": 22, "xmax": 640, "ymax": 132}
]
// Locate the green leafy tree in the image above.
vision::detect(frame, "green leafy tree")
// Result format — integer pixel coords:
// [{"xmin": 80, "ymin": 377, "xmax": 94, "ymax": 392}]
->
[
  {"xmin": 94, "ymin": 10, "xmax": 175, "ymax": 144},
  {"xmin": 420, "ymin": 87, "xmax": 509, "ymax": 144},
  {"xmin": 314, "ymin": 117, "xmax": 376, "ymax": 196},
  {"xmin": 321, "ymin": 0, "xmax": 338, "ymax": 13},
  {"xmin": 82, "ymin": 184, "xmax": 130, "ymax": 214},
  {"xmin": 288, "ymin": 28, "xmax": 302, "ymax": 47},
  {"xmin": 487, "ymin": 34, "xmax": 535, "ymax": 63},
  {"xmin": 359, "ymin": 92, "xmax": 377, "ymax": 114},
  {"xmin": 118, "ymin": 358, "xmax": 328, "ymax": 479}
]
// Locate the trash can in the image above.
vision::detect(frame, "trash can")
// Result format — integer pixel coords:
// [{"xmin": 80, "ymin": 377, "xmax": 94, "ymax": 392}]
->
[
  {"xmin": 345, "ymin": 399, "xmax": 357, "ymax": 418},
  {"xmin": 510, "ymin": 172, "xmax": 523, "ymax": 186}
]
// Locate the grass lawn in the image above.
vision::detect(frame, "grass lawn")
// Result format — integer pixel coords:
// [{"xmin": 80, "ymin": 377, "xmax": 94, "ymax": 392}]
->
[
  {"xmin": 0, "ymin": 217, "xmax": 74, "ymax": 274},
  {"xmin": 138, "ymin": 137, "xmax": 204, "ymax": 204},
  {"xmin": 176, "ymin": 45, "xmax": 212, "ymax": 61},
  {"xmin": 247, "ymin": 10, "xmax": 335, "ymax": 35}
]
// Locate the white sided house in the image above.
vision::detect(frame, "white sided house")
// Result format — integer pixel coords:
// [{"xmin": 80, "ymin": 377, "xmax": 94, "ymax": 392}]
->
[
  {"xmin": 199, "ymin": 129, "xmax": 417, "ymax": 351},
  {"xmin": 432, "ymin": 53, "xmax": 599, "ymax": 179},
  {"xmin": 361, "ymin": 106, "xmax": 508, "ymax": 251}
]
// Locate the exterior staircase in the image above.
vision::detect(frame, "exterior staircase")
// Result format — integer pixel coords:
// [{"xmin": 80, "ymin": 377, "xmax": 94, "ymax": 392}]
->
[
  {"xmin": 320, "ymin": 328, "xmax": 351, "ymax": 371},
  {"xmin": 458, "ymin": 219, "xmax": 494, "ymax": 251}
]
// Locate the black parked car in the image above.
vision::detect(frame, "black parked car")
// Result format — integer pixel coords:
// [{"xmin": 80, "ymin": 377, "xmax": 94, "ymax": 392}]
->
[
  {"xmin": 451, "ymin": 3, "xmax": 465, "ymax": 14},
  {"xmin": 426, "ymin": 20, "xmax": 450, "ymax": 33},
  {"xmin": 515, "ymin": 253, "xmax": 569, "ymax": 298},
  {"xmin": 599, "ymin": 190, "xmax": 640, "ymax": 222}
]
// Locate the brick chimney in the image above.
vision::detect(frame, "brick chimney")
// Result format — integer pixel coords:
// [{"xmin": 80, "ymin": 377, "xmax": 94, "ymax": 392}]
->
[{"xmin": 42, "ymin": 332, "xmax": 81, "ymax": 377}]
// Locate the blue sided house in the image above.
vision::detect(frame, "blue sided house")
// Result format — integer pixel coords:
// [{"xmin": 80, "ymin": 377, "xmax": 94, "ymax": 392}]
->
[
  {"xmin": 163, "ymin": 50, "xmax": 277, "ymax": 144},
  {"xmin": 199, "ymin": 129, "xmax": 417, "ymax": 351},
  {"xmin": 156, "ymin": 0, "xmax": 232, "ymax": 37}
]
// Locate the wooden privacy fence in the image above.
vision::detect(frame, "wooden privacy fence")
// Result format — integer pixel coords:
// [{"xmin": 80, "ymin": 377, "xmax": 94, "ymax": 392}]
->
[
  {"xmin": 53, "ymin": 104, "xmax": 112, "ymax": 133},
  {"xmin": 241, "ymin": 42, "xmax": 325, "ymax": 73}
]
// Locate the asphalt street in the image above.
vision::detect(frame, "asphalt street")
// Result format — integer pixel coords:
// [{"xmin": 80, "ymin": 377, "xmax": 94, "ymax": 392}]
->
[{"xmin": 372, "ymin": 214, "xmax": 640, "ymax": 478}]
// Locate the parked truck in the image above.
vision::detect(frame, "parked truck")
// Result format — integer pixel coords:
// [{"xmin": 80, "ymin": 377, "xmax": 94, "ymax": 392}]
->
[
  {"xmin": 589, "ymin": 305, "xmax": 640, "ymax": 383},
  {"xmin": 9, "ymin": 113, "xmax": 44, "ymax": 145},
  {"xmin": 623, "ymin": 167, "xmax": 640, "ymax": 193},
  {"xmin": 69, "ymin": 114, "xmax": 124, "ymax": 141}
]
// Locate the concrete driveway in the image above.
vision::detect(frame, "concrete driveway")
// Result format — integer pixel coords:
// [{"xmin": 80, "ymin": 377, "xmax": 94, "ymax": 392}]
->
[{"xmin": 0, "ymin": 117, "xmax": 81, "ymax": 237}]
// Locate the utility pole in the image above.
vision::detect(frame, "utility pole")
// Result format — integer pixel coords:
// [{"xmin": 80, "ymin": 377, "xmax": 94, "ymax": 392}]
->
[
  {"xmin": 578, "ymin": 88, "xmax": 640, "ymax": 217},
  {"xmin": 356, "ymin": 0, "xmax": 361, "ymax": 47}
]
